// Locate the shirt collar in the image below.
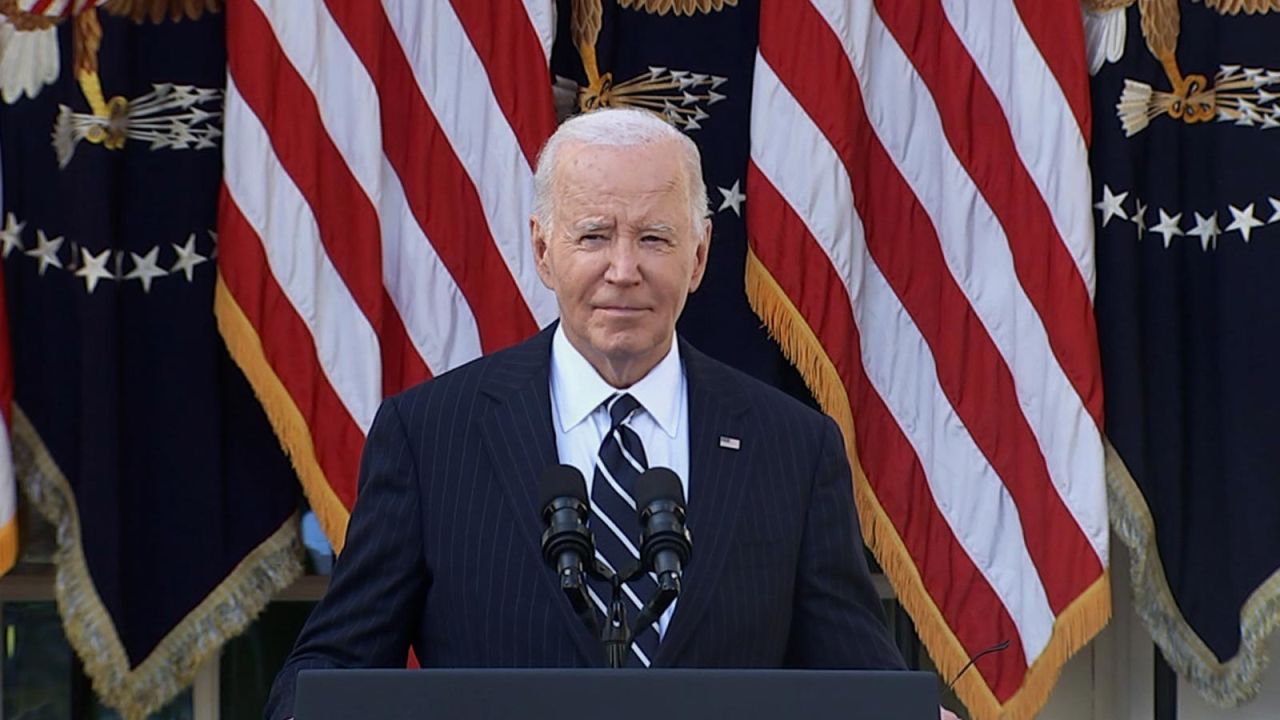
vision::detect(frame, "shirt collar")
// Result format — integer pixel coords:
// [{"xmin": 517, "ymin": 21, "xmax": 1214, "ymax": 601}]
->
[{"xmin": 550, "ymin": 324, "xmax": 683, "ymax": 438}]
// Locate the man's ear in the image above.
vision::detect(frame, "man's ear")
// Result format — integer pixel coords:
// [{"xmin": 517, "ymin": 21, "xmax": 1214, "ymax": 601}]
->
[
  {"xmin": 531, "ymin": 215, "xmax": 555, "ymax": 290},
  {"xmin": 688, "ymin": 217, "xmax": 712, "ymax": 293}
]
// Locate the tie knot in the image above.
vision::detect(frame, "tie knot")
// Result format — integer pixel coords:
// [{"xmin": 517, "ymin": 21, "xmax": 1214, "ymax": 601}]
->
[{"xmin": 606, "ymin": 392, "xmax": 641, "ymax": 430}]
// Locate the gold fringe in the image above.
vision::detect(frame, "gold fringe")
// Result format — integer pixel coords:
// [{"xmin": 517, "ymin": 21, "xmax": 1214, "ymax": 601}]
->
[
  {"xmin": 0, "ymin": 512, "xmax": 16, "ymax": 575},
  {"xmin": 745, "ymin": 250, "xmax": 1112, "ymax": 720},
  {"xmin": 11, "ymin": 405, "xmax": 302, "ymax": 720},
  {"xmin": 214, "ymin": 273, "xmax": 351, "ymax": 552},
  {"xmin": 1107, "ymin": 441, "xmax": 1280, "ymax": 706}
]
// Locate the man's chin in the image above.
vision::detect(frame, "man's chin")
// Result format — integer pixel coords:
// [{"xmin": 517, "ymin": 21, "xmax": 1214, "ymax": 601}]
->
[
  {"xmin": 594, "ymin": 339, "xmax": 648, "ymax": 363},
  {"xmin": 586, "ymin": 334, "xmax": 667, "ymax": 369}
]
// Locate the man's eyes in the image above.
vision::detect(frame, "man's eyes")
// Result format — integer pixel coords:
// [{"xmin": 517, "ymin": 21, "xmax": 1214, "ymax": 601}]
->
[{"xmin": 574, "ymin": 233, "xmax": 672, "ymax": 246}]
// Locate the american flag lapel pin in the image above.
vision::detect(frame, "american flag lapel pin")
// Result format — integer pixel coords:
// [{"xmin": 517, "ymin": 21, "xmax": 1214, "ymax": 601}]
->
[{"xmin": 719, "ymin": 435, "xmax": 741, "ymax": 450}]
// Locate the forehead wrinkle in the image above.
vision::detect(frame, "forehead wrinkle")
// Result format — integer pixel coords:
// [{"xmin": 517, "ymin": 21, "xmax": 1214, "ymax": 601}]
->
[
  {"xmin": 554, "ymin": 146, "xmax": 690, "ymax": 198},
  {"xmin": 549, "ymin": 144, "xmax": 697, "ymax": 234}
]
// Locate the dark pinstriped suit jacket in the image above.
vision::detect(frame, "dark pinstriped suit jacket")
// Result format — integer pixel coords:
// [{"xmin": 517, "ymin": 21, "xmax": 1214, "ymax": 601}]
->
[{"xmin": 267, "ymin": 325, "xmax": 904, "ymax": 719}]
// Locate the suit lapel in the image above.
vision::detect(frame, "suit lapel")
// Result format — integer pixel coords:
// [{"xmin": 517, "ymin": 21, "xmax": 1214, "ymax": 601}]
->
[
  {"xmin": 653, "ymin": 339, "xmax": 752, "ymax": 667},
  {"xmin": 477, "ymin": 324, "xmax": 604, "ymax": 667}
]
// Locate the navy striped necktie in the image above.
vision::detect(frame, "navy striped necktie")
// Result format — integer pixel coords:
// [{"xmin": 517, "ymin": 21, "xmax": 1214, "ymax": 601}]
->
[{"xmin": 589, "ymin": 392, "xmax": 660, "ymax": 667}]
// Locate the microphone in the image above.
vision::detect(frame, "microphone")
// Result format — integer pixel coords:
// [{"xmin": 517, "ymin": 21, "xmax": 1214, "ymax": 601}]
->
[
  {"xmin": 635, "ymin": 468, "xmax": 692, "ymax": 594},
  {"xmin": 538, "ymin": 465, "xmax": 593, "ymax": 616}
]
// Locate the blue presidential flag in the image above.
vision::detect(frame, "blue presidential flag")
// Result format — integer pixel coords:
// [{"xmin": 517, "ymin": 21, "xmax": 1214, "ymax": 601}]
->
[
  {"xmin": 0, "ymin": 3, "xmax": 300, "ymax": 717},
  {"xmin": 1087, "ymin": 0, "xmax": 1280, "ymax": 706}
]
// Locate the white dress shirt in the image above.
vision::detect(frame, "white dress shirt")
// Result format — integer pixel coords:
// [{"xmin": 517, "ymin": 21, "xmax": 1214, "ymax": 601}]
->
[{"xmin": 549, "ymin": 324, "xmax": 689, "ymax": 638}]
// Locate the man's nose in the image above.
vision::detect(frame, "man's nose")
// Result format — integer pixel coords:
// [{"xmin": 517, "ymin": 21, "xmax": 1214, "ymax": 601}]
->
[{"xmin": 604, "ymin": 238, "xmax": 642, "ymax": 284}]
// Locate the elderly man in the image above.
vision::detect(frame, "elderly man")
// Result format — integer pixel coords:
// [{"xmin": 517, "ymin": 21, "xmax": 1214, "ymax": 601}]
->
[{"xmin": 266, "ymin": 108, "xmax": 908, "ymax": 719}]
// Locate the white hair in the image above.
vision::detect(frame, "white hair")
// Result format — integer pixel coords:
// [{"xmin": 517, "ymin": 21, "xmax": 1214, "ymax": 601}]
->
[{"xmin": 532, "ymin": 108, "xmax": 709, "ymax": 233}]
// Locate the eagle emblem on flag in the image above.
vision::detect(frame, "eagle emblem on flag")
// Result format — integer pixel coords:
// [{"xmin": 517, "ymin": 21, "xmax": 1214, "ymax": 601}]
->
[
  {"xmin": 568, "ymin": 0, "xmax": 732, "ymax": 129},
  {"xmin": 0, "ymin": 0, "xmax": 221, "ymax": 165},
  {"xmin": 1085, "ymin": 0, "xmax": 1280, "ymax": 134}
]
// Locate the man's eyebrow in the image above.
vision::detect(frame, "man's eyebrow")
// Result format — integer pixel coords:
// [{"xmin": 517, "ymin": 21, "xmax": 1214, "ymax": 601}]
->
[
  {"xmin": 572, "ymin": 218, "xmax": 613, "ymax": 232},
  {"xmin": 639, "ymin": 222, "xmax": 677, "ymax": 234}
]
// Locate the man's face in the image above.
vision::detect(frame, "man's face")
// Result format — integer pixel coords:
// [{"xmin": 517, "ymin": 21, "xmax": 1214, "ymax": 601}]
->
[{"xmin": 531, "ymin": 140, "xmax": 710, "ymax": 385}]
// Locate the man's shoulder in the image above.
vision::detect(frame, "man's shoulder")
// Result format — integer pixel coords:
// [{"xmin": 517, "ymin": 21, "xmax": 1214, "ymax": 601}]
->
[
  {"xmin": 386, "ymin": 328, "xmax": 553, "ymax": 413},
  {"xmin": 683, "ymin": 341, "xmax": 835, "ymax": 434}
]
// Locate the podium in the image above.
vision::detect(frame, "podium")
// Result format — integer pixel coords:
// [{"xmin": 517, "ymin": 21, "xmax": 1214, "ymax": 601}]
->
[{"xmin": 294, "ymin": 668, "xmax": 940, "ymax": 719}]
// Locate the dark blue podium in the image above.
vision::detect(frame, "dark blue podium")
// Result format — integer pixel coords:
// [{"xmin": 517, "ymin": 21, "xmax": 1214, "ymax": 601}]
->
[{"xmin": 295, "ymin": 668, "xmax": 940, "ymax": 719}]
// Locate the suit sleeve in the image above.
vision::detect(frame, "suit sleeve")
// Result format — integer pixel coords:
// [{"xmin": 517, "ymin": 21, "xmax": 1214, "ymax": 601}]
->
[
  {"xmin": 265, "ymin": 396, "xmax": 429, "ymax": 720},
  {"xmin": 785, "ymin": 416, "xmax": 906, "ymax": 670}
]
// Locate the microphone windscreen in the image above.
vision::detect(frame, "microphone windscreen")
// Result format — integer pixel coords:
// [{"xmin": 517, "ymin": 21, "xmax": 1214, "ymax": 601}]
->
[
  {"xmin": 539, "ymin": 464, "xmax": 588, "ymax": 509},
  {"xmin": 635, "ymin": 467, "xmax": 685, "ymax": 509}
]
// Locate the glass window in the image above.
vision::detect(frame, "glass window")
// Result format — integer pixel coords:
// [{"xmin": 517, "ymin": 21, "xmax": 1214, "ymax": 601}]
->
[{"xmin": 2, "ymin": 601, "xmax": 193, "ymax": 719}]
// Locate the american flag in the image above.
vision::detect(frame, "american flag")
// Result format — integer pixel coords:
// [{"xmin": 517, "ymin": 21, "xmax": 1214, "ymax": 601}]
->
[
  {"xmin": 746, "ymin": 2, "xmax": 1109, "ymax": 717},
  {"xmin": 219, "ymin": 0, "xmax": 1110, "ymax": 715},
  {"xmin": 217, "ymin": 0, "xmax": 558, "ymax": 551}
]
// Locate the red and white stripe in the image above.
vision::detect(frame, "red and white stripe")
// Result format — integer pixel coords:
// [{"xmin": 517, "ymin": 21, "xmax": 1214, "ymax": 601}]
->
[
  {"xmin": 17, "ymin": 0, "xmax": 102, "ymax": 19},
  {"xmin": 219, "ymin": 0, "xmax": 556, "ymax": 512},
  {"xmin": 747, "ymin": 0, "xmax": 1106, "ymax": 711}
]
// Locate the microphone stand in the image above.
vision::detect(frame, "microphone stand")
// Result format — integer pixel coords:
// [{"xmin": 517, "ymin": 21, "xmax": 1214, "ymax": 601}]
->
[
  {"xmin": 591, "ymin": 561, "xmax": 680, "ymax": 669},
  {"xmin": 580, "ymin": 467, "xmax": 692, "ymax": 668},
  {"xmin": 602, "ymin": 574, "xmax": 632, "ymax": 669}
]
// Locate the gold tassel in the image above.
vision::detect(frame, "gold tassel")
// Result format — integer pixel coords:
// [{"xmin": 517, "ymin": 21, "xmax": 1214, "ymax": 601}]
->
[
  {"xmin": 1107, "ymin": 442, "xmax": 1280, "ymax": 707},
  {"xmin": 0, "ymin": 512, "xmax": 16, "ymax": 574},
  {"xmin": 214, "ymin": 273, "xmax": 352, "ymax": 552}
]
